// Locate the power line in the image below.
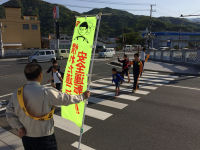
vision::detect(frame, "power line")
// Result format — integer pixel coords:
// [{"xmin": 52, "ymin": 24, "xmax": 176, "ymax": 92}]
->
[{"xmin": 72, "ymin": 0, "xmax": 151, "ymax": 6}]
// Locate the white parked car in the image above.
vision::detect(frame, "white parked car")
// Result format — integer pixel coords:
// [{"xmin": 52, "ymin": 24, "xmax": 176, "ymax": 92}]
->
[
  {"xmin": 98, "ymin": 49, "xmax": 115, "ymax": 58},
  {"xmin": 106, "ymin": 48, "xmax": 115, "ymax": 55},
  {"xmin": 28, "ymin": 50, "xmax": 56, "ymax": 63}
]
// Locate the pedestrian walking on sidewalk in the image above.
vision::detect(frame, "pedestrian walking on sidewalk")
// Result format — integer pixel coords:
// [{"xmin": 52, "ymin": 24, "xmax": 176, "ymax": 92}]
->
[
  {"xmin": 118, "ymin": 54, "xmax": 131, "ymax": 83},
  {"xmin": 6, "ymin": 63, "xmax": 90, "ymax": 150},
  {"xmin": 130, "ymin": 53, "xmax": 143, "ymax": 93},
  {"xmin": 140, "ymin": 47, "xmax": 146, "ymax": 74},
  {"xmin": 112, "ymin": 68, "xmax": 124, "ymax": 96}
]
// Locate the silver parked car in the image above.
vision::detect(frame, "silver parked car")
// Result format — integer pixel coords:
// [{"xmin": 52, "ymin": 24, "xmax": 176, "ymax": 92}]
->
[{"xmin": 28, "ymin": 50, "xmax": 56, "ymax": 63}]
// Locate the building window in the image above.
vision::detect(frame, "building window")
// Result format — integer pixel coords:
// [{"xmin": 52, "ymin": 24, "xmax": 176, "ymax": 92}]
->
[
  {"xmin": 61, "ymin": 50, "xmax": 66, "ymax": 53},
  {"xmin": 30, "ymin": 17, "xmax": 35, "ymax": 20},
  {"xmin": 24, "ymin": 16, "xmax": 30, "ymax": 20},
  {"xmin": 32, "ymin": 24, "xmax": 38, "ymax": 30},
  {"xmin": 23, "ymin": 24, "xmax": 29, "ymax": 30}
]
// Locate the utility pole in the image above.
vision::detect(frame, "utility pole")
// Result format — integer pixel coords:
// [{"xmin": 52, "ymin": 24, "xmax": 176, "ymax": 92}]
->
[
  {"xmin": 178, "ymin": 26, "xmax": 181, "ymax": 49},
  {"xmin": 53, "ymin": 6, "xmax": 60, "ymax": 50},
  {"xmin": 147, "ymin": 4, "xmax": 156, "ymax": 49},
  {"xmin": 0, "ymin": 22, "xmax": 4, "ymax": 58},
  {"xmin": 123, "ymin": 33, "xmax": 126, "ymax": 55}
]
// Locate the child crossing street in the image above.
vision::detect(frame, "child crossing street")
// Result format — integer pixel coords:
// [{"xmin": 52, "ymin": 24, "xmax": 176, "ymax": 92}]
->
[
  {"xmin": 112, "ymin": 68, "xmax": 124, "ymax": 96},
  {"xmin": 52, "ymin": 66, "xmax": 63, "ymax": 91},
  {"xmin": 130, "ymin": 53, "xmax": 143, "ymax": 93},
  {"xmin": 118, "ymin": 54, "xmax": 131, "ymax": 83}
]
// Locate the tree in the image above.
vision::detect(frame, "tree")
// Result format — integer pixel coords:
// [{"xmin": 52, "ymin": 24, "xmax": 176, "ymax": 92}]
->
[{"xmin": 117, "ymin": 32, "xmax": 145, "ymax": 46}]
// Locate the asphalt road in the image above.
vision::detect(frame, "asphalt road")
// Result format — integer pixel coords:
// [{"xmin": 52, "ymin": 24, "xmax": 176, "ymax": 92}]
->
[{"xmin": 0, "ymin": 58, "xmax": 200, "ymax": 150}]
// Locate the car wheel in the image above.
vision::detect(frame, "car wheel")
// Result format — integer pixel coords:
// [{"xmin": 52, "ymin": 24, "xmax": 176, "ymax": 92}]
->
[
  {"xmin": 32, "ymin": 59, "xmax": 37, "ymax": 63},
  {"xmin": 60, "ymin": 56, "xmax": 63, "ymax": 60}
]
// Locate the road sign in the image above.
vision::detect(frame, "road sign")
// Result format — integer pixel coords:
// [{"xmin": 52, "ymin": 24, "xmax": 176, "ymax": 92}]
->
[
  {"xmin": 53, "ymin": 6, "xmax": 59, "ymax": 19},
  {"xmin": 61, "ymin": 16, "xmax": 97, "ymax": 128}
]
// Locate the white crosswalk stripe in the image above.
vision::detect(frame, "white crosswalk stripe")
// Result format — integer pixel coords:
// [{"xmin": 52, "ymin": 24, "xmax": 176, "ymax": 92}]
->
[
  {"xmin": 56, "ymin": 105, "xmax": 113, "ymax": 120},
  {"xmin": 138, "ymin": 85, "xmax": 158, "ymax": 90},
  {"xmin": 91, "ymin": 89, "xmax": 140, "ymax": 101},
  {"xmin": 0, "ymin": 107, "xmax": 6, "ymax": 111},
  {"xmin": 128, "ymin": 74, "xmax": 177, "ymax": 80},
  {"xmin": 89, "ymin": 97, "xmax": 128, "ymax": 109},
  {"xmin": 94, "ymin": 79, "xmax": 158, "ymax": 90},
  {"xmin": 71, "ymin": 141, "xmax": 95, "ymax": 150},
  {"xmin": 125, "ymin": 75, "xmax": 170, "ymax": 83},
  {"xmin": 144, "ymin": 71, "xmax": 159, "ymax": 74},
  {"xmin": 139, "ymin": 80, "xmax": 163, "ymax": 86},
  {"xmin": 86, "ymin": 107, "xmax": 112, "ymax": 120},
  {"xmin": 91, "ymin": 82, "xmax": 150, "ymax": 95},
  {"xmin": 54, "ymin": 114, "xmax": 92, "ymax": 136},
  {"xmin": 139, "ymin": 78, "xmax": 169, "ymax": 83},
  {"xmin": 142, "ymin": 73, "xmax": 178, "ymax": 78},
  {"xmin": 140, "ymin": 75, "xmax": 175, "ymax": 81}
]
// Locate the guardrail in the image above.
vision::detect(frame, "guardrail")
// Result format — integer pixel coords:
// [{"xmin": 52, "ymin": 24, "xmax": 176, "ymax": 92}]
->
[{"xmin": 147, "ymin": 49, "xmax": 200, "ymax": 65}]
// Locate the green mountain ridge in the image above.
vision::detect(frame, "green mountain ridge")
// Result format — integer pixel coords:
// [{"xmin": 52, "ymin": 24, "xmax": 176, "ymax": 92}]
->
[{"xmin": 1, "ymin": 0, "xmax": 200, "ymax": 38}]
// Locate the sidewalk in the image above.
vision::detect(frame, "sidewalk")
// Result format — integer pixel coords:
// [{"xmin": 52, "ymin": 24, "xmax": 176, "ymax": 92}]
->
[
  {"xmin": 0, "ymin": 127, "xmax": 23, "ymax": 150},
  {"xmin": 0, "ymin": 58, "xmax": 27, "ymax": 62},
  {"xmin": 110, "ymin": 60, "xmax": 200, "ymax": 75}
]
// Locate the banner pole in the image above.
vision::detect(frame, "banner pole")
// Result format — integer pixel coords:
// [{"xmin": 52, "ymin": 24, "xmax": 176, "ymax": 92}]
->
[{"xmin": 78, "ymin": 12, "xmax": 102, "ymax": 150}]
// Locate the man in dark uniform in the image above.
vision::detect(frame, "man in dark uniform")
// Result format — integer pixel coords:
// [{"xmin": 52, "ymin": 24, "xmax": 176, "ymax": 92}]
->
[{"xmin": 130, "ymin": 53, "xmax": 143, "ymax": 93}]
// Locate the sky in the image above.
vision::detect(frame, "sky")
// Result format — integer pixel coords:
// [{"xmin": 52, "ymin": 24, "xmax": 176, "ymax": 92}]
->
[{"xmin": 1, "ymin": 0, "xmax": 200, "ymax": 18}]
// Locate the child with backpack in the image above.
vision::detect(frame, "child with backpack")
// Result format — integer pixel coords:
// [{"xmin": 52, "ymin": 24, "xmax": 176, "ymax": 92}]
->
[
  {"xmin": 112, "ymin": 68, "xmax": 124, "ymax": 96},
  {"xmin": 52, "ymin": 66, "xmax": 63, "ymax": 91},
  {"xmin": 118, "ymin": 54, "xmax": 131, "ymax": 83}
]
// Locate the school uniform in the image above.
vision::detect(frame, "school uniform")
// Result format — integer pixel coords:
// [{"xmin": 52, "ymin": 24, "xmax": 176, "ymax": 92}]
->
[
  {"xmin": 46, "ymin": 66, "xmax": 61, "ymax": 83},
  {"xmin": 53, "ymin": 71, "xmax": 62, "ymax": 91},
  {"xmin": 112, "ymin": 73, "xmax": 124, "ymax": 88},
  {"xmin": 132, "ymin": 60, "xmax": 143, "ymax": 90},
  {"xmin": 6, "ymin": 81, "xmax": 84, "ymax": 150}
]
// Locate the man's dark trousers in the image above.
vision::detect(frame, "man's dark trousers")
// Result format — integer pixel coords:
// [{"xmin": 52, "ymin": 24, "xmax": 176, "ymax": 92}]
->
[{"xmin": 22, "ymin": 134, "xmax": 58, "ymax": 150}]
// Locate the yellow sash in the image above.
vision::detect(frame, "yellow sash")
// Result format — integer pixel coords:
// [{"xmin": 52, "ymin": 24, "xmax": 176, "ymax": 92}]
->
[{"xmin": 17, "ymin": 86, "xmax": 55, "ymax": 121}]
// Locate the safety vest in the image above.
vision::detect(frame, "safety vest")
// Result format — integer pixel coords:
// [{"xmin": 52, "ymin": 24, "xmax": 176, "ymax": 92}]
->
[{"xmin": 17, "ymin": 86, "xmax": 55, "ymax": 121}]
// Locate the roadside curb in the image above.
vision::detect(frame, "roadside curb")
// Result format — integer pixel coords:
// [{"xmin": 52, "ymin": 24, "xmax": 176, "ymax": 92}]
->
[
  {"xmin": 0, "ymin": 57, "xmax": 27, "ymax": 62},
  {"xmin": 110, "ymin": 61, "xmax": 200, "ymax": 76}
]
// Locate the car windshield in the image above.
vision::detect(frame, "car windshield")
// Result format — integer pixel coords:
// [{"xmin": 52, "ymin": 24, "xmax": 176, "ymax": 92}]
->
[
  {"xmin": 101, "ymin": 49, "xmax": 107, "ymax": 52},
  {"xmin": 33, "ymin": 51, "xmax": 39, "ymax": 55}
]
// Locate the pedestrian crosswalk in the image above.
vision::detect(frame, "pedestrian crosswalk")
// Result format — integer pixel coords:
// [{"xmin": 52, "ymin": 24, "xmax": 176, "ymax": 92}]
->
[
  {"xmin": 89, "ymin": 97, "xmax": 128, "ymax": 109},
  {"xmin": 0, "ymin": 71, "xmax": 179, "ymax": 150}
]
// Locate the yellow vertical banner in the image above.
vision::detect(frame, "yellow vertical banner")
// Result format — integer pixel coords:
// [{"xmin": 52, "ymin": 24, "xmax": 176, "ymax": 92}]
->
[{"xmin": 61, "ymin": 17, "xmax": 97, "ymax": 128}]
